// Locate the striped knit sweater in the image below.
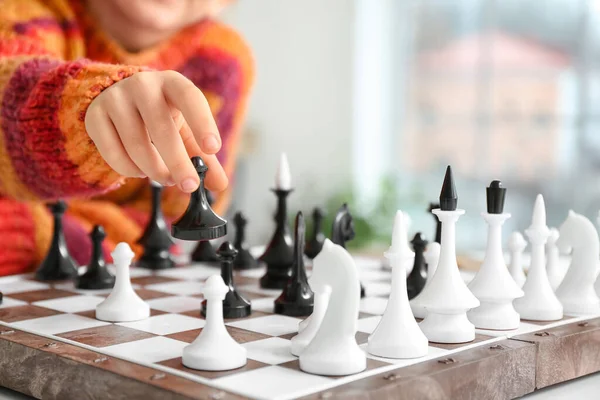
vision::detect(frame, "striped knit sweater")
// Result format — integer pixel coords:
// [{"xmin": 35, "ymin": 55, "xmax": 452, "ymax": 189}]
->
[{"xmin": 0, "ymin": 0, "xmax": 254, "ymax": 275}]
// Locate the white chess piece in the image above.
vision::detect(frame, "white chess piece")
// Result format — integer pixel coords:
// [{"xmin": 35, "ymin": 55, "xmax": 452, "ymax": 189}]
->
[
  {"xmin": 96, "ymin": 243, "xmax": 150, "ymax": 322},
  {"xmin": 367, "ymin": 211, "xmax": 428, "ymax": 359},
  {"xmin": 554, "ymin": 211, "xmax": 600, "ymax": 316},
  {"xmin": 507, "ymin": 232, "xmax": 527, "ymax": 288},
  {"xmin": 546, "ymin": 228, "xmax": 564, "ymax": 291},
  {"xmin": 513, "ymin": 195, "xmax": 563, "ymax": 321},
  {"xmin": 299, "ymin": 239, "xmax": 366, "ymax": 376},
  {"xmin": 416, "ymin": 207, "xmax": 480, "ymax": 343},
  {"xmin": 276, "ymin": 152, "xmax": 292, "ymax": 190},
  {"xmin": 382, "ymin": 212, "xmax": 415, "ymax": 274},
  {"xmin": 467, "ymin": 207, "xmax": 524, "ymax": 330},
  {"xmin": 409, "ymin": 242, "xmax": 440, "ymax": 319},
  {"xmin": 183, "ymin": 275, "xmax": 247, "ymax": 371},
  {"xmin": 291, "ymin": 286, "xmax": 331, "ymax": 356}
]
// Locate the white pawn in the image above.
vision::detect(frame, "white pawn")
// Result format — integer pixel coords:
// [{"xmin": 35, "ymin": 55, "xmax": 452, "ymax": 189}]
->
[
  {"xmin": 368, "ymin": 211, "xmax": 428, "ymax": 359},
  {"xmin": 183, "ymin": 275, "xmax": 247, "ymax": 371},
  {"xmin": 409, "ymin": 242, "xmax": 440, "ymax": 319},
  {"xmin": 299, "ymin": 239, "xmax": 366, "ymax": 376},
  {"xmin": 513, "ymin": 195, "xmax": 563, "ymax": 321},
  {"xmin": 467, "ymin": 182, "xmax": 524, "ymax": 330},
  {"xmin": 555, "ymin": 211, "xmax": 600, "ymax": 316},
  {"xmin": 507, "ymin": 232, "xmax": 527, "ymax": 288},
  {"xmin": 546, "ymin": 228, "xmax": 564, "ymax": 291},
  {"xmin": 291, "ymin": 286, "xmax": 331, "ymax": 356},
  {"xmin": 96, "ymin": 243, "xmax": 150, "ymax": 322},
  {"xmin": 382, "ymin": 213, "xmax": 415, "ymax": 274}
]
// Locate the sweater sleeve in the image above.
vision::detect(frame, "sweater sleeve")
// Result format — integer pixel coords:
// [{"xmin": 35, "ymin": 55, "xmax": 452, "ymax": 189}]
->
[{"xmin": 0, "ymin": 4, "xmax": 143, "ymax": 202}]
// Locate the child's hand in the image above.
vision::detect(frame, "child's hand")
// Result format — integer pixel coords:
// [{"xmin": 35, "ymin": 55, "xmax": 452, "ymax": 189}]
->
[{"xmin": 85, "ymin": 70, "xmax": 228, "ymax": 193}]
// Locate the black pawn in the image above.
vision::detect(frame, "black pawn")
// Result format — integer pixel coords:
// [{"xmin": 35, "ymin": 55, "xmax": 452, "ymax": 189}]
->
[
  {"xmin": 428, "ymin": 203, "xmax": 442, "ymax": 244},
  {"xmin": 407, "ymin": 233, "xmax": 428, "ymax": 299},
  {"xmin": 76, "ymin": 226, "xmax": 115, "ymax": 290},
  {"xmin": 331, "ymin": 204, "xmax": 365, "ymax": 298},
  {"xmin": 172, "ymin": 156, "xmax": 227, "ymax": 241},
  {"xmin": 35, "ymin": 201, "xmax": 79, "ymax": 281},
  {"xmin": 487, "ymin": 180, "xmax": 506, "ymax": 214},
  {"xmin": 137, "ymin": 183, "xmax": 175, "ymax": 270},
  {"xmin": 202, "ymin": 241, "xmax": 251, "ymax": 319},
  {"xmin": 259, "ymin": 188, "xmax": 294, "ymax": 289},
  {"xmin": 440, "ymin": 165, "xmax": 458, "ymax": 211},
  {"xmin": 191, "ymin": 240, "xmax": 219, "ymax": 264},
  {"xmin": 304, "ymin": 207, "xmax": 326, "ymax": 259},
  {"xmin": 275, "ymin": 212, "xmax": 314, "ymax": 316},
  {"xmin": 232, "ymin": 212, "xmax": 258, "ymax": 270}
]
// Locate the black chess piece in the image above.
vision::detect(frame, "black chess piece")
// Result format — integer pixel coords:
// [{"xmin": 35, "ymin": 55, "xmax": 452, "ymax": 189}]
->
[
  {"xmin": 172, "ymin": 156, "xmax": 227, "ymax": 241},
  {"xmin": 137, "ymin": 182, "xmax": 175, "ymax": 270},
  {"xmin": 259, "ymin": 188, "xmax": 294, "ymax": 289},
  {"xmin": 331, "ymin": 204, "xmax": 365, "ymax": 297},
  {"xmin": 487, "ymin": 180, "xmax": 506, "ymax": 214},
  {"xmin": 304, "ymin": 207, "xmax": 326, "ymax": 259},
  {"xmin": 76, "ymin": 225, "xmax": 115, "ymax": 290},
  {"xmin": 191, "ymin": 240, "xmax": 219, "ymax": 264},
  {"xmin": 275, "ymin": 212, "xmax": 314, "ymax": 316},
  {"xmin": 202, "ymin": 241, "xmax": 251, "ymax": 319},
  {"xmin": 232, "ymin": 212, "xmax": 258, "ymax": 270},
  {"xmin": 407, "ymin": 233, "xmax": 428, "ymax": 299},
  {"xmin": 440, "ymin": 165, "xmax": 458, "ymax": 211},
  {"xmin": 428, "ymin": 203, "xmax": 442, "ymax": 244},
  {"xmin": 35, "ymin": 201, "xmax": 79, "ymax": 281}
]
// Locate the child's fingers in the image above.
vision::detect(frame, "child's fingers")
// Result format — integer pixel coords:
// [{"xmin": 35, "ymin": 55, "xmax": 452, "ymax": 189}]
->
[
  {"xmin": 85, "ymin": 106, "xmax": 144, "ymax": 178},
  {"xmin": 161, "ymin": 72, "xmax": 222, "ymax": 155},
  {"xmin": 107, "ymin": 101, "xmax": 172, "ymax": 185},
  {"xmin": 180, "ymin": 120, "xmax": 228, "ymax": 192},
  {"xmin": 134, "ymin": 88, "xmax": 200, "ymax": 193}
]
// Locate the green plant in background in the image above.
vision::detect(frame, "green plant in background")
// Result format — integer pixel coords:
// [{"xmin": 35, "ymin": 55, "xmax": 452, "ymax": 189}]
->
[{"xmin": 293, "ymin": 174, "xmax": 428, "ymax": 251}]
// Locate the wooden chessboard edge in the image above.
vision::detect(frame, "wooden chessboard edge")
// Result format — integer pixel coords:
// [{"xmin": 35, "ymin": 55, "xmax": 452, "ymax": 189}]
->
[
  {"xmin": 300, "ymin": 339, "xmax": 536, "ymax": 400},
  {"xmin": 0, "ymin": 326, "xmax": 243, "ymax": 400}
]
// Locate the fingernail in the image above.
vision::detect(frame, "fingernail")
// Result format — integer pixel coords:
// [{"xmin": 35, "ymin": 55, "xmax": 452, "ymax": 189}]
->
[
  {"xmin": 181, "ymin": 178, "xmax": 198, "ymax": 192},
  {"xmin": 202, "ymin": 135, "xmax": 220, "ymax": 152},
  {"xmin": 166, "ymin": 179, "xmax": 176, "ymax": 186}
]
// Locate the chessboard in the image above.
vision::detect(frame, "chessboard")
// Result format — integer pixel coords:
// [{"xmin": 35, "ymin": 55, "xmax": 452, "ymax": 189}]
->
[{"xmin": 0, "ymin": 252, "xmax": 600, "ymax": 400}]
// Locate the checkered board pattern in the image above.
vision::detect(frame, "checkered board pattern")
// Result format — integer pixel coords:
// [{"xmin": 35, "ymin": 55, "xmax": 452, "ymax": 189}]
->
[{"xmin": 0, "ymin": 254, "xmax": 598, "ymax": 400}]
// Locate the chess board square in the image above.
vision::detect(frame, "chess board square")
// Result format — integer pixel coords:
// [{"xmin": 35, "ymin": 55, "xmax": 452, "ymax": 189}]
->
[
  {"xmin": 146, "ymin": 296, "xmax": 200, "ymax": 313},
  {"xmin": 108, "ymin": 266, "xmax": 152, "ymax": 278},
  {"xmin": 279, "ymin": 357, "xmax": 391, "ymax": 378},
  {"xmin": 0, "ymin": 305, "xmax": 62, "ymax": 323},
  {"xmin": 52, "ymin": 282, "xmax": 114, "ymax": 297},
  {"xmin": 246, "ymin": 297, "xmax": 277, "ymax": 313},
  {"xmin": 236, "ymin": 284, "xmax": 280, "ymax": 297},
  {"xmin": 134, "ymin": 289, "xmax": 172, "ymax": 300},
  {"xmin": 227, "ymin": 315, "xmax": 301, "ymax": 337},
  {"xmin": 159, "ymin": 357, "xmax": 269, "ymax": 380},
  {"xmin": 75, "ymin": 309, "xmax": 167, "ymax": 319},
  {"xmin": 361, "ymin": 343, "xmax": 450, "ymax": 365},
  {"xmin": 278, "ymin": 331, "xmax": 370, "ymax": 345},
  {"xmin": 238, "ymin": 291, "xmax": 272, "ymax": 300},
  {"xmin": 428, "ymin": 333, "xmax": 496, "ymax": 351},
  {"xmin": 236, "ymin": 267, "xmax": 266, "ymax": 279},
  {"xmin": 359, "ymin": 269, "xmax": 392, "ymax": 283},
  {"xmin": 58, "ymin": 324, "xmax": 156, "ymax": 347},
  {"xmin": 242, "ymin": 337, "xmax": 297, "ymax": 365},
  {"xmin": 155, "ymin": 265, "xmax": 217, "ymax": 281},
  {"xmin": 357, "ymin": 316, "xmax": 382, "ymax": 334},
  {"xmin": 130, "ymin": 275, "xmax": 180, "ymax": 286},
  {"xmin": 102, "ymin": 336, "xmax": 187, "ymax": 363},
  {"xmin": 359, "ymin": 297, "xmax": 388, "ymax": 315},
  {"xmin": 117, "ymin": 313, "xmax": 205, "ymax": 335},
  {"xmin": 12, "ymin": 314, "xmax": 109, "ymax": 335},
  {"xmin": 33, "ymin": 295, "xmax": 105, "ymax": 313},
  {"xmin": 214, "ymin": 365, "xmax": 333, "ymax": 400},
  {"xmin": 0, "ymin": 279, "xmax": 50, "ymax": 295},
  {"xmin": 167, "ymin": 326, "xmax": 270, "ymax": 344},
  {"xmin": 0, "ymin": 297, "xmax": 26, "ymax": 309},
  {"xmin": 9, "ymin": 289, "xmax": 79, "ymax": 303},
  {"xmin": 144, "ymin": 281, "xmax": 204, "ymax": 296},
  {"xmin": 353, "ymin": 255, "xmax": 385, "ymax": 270}
]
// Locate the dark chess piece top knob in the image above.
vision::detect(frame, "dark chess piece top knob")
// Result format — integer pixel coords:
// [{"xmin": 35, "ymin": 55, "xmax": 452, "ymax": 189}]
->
[
  {"xmin": 305, "ymin": 207, "xmax": 326, "ymax": 259},
  {"xmin": 76, "ymin": 226, "xmax": 115, "ymax": 290},
  {"xmin": 407, "ymin": 232, "xmax": 428, "ymax": 300},
  {"xmin": 233, "ymin": 212, "xmax": 258, "ymax": 270},
  {"xmin": 275, "ymin": 212, "xmax": 314, "ymax": 316},
  {"xmin": 35, "ymin": 200, "xmax": 79, "ymax": 281},
  {"xmin": 439, "ymin": 165, "xmax": 458, "ymax": 211},
  {"xmin": 486, "ymin": 180, "xmax": 507, "ymax": 214},
  {"xmin": 202, "ymin": 241, "xmax": 251, "ymax": 319},
  {"xmin": 171, "ymin": 157, "xmax": 227, "ymax": 241}
]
